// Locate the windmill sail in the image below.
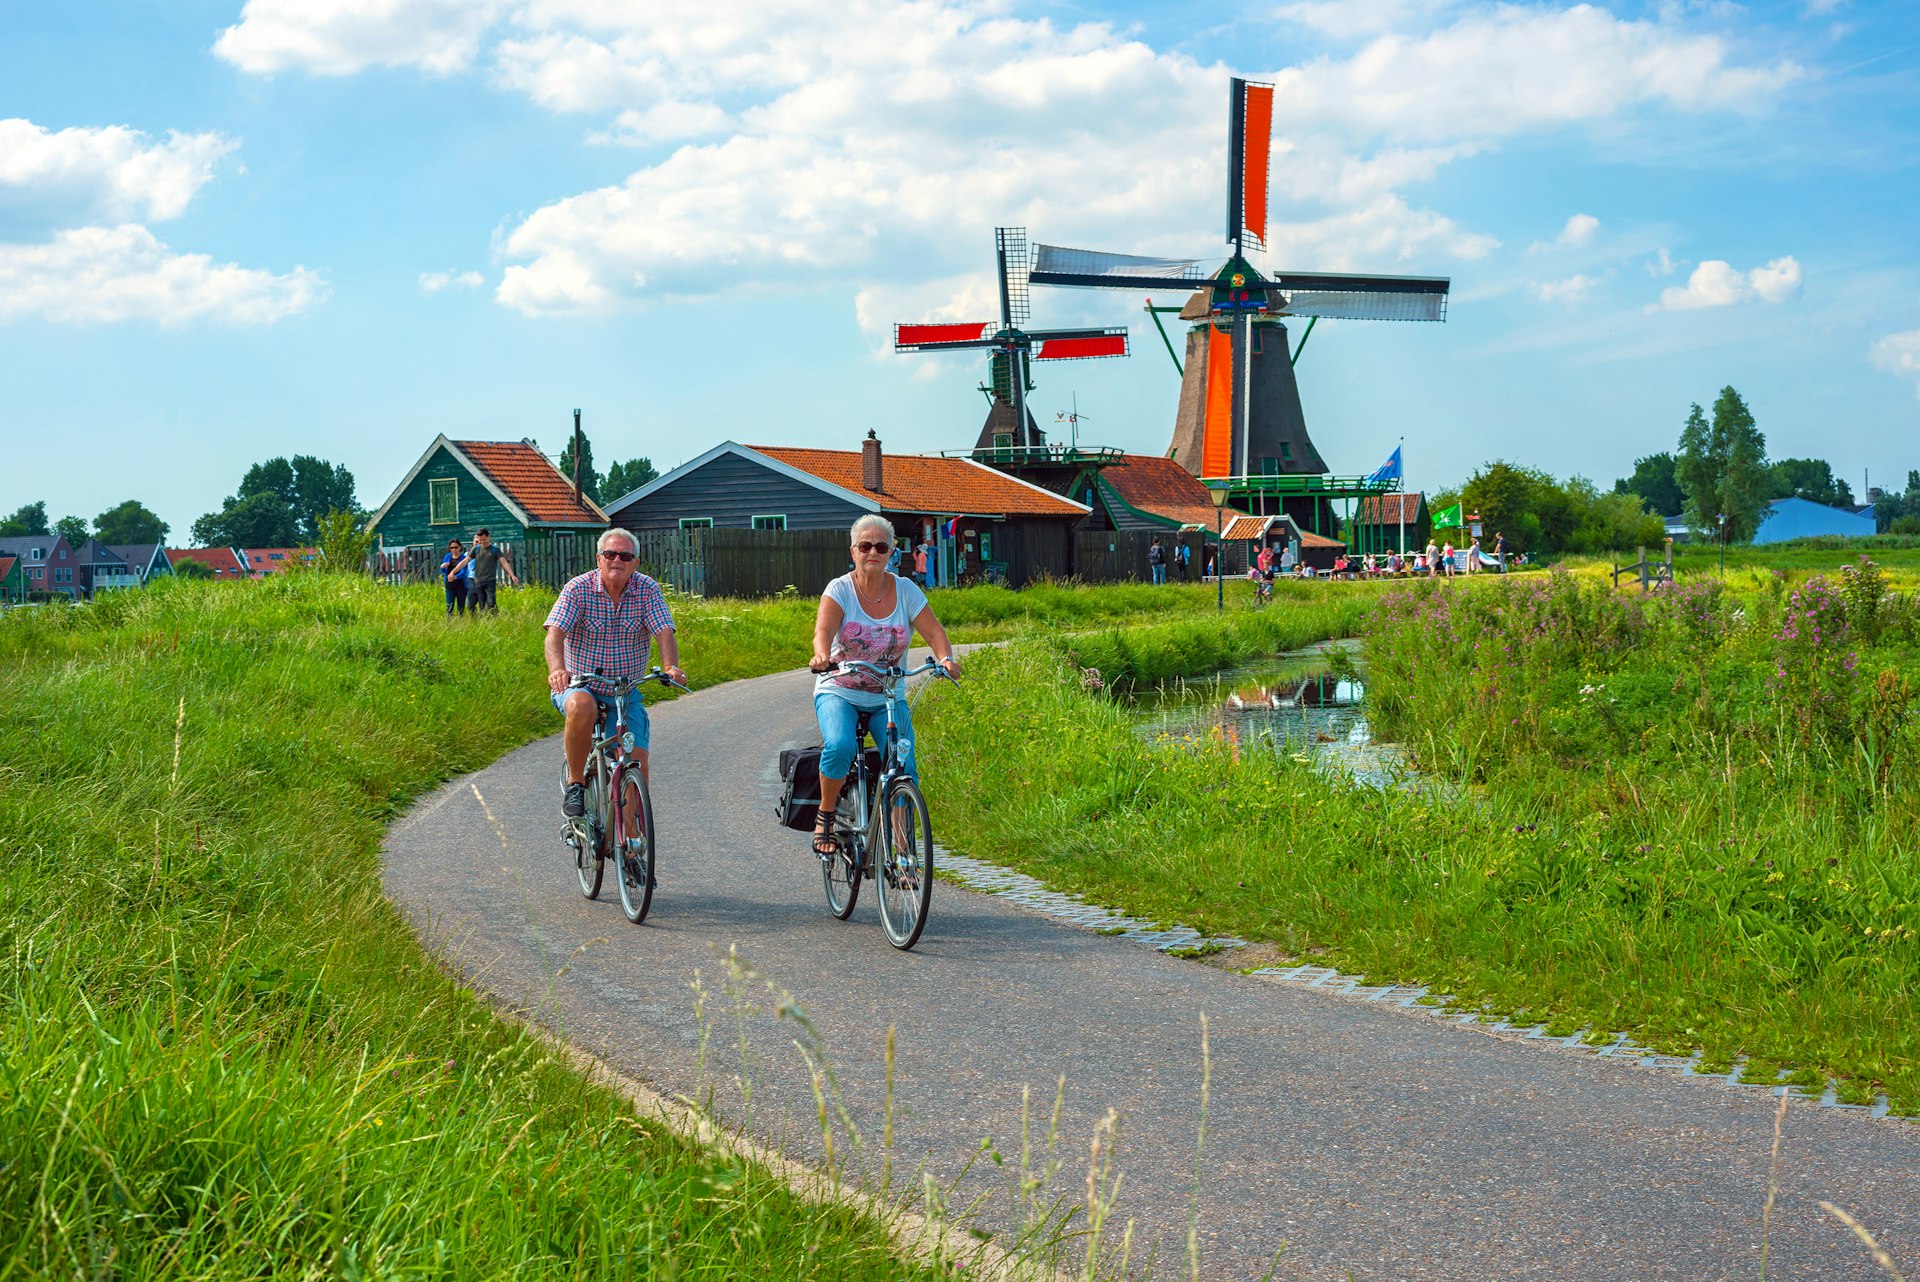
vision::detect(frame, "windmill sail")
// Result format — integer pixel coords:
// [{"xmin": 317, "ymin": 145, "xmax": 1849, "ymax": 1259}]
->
[
  {"xmin": 1276, "ymin": 280, "xmax": 1449, "ymax": 323},
  {"xmin": 1229, "ymin": 78, "xmax": 1274, "ymax": 252},
  {"xmin": 1029, "ymin": 244, "xmax": 1211, "ymax": 292}
]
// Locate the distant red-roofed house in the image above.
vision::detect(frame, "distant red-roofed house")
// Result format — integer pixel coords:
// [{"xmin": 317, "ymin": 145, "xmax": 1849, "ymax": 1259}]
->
[
  {"xmin": 0, "ymin": 555, "xmax": 24, "ymax": 604},
  {"xmin": 602, "ymin": 434, "xmax": 1089, "ymax": 586},
  {"xmin": 1349, "ymin": 492, "xmax": 1429, "ymax": 556},
  {"xmin": 366, "ymin": 435, "xmax": 609, "ymax": 552},
  {"xmin": 243, "ymin": 547, "xmax": 321, "ymax": 578},
  {"xmin": 167, "ymin": 547, "xmax": 248, "ymax": 579}
]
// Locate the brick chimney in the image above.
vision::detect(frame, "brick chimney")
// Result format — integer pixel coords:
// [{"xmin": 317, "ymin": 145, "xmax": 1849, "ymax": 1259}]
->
[{"xmin": 862, "ymin": 429, "xmax": 884, "ymax": 492}]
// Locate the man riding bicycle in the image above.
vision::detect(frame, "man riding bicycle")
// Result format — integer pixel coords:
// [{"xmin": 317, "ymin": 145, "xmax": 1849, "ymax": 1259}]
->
[{"xmin": 544, "ymin": 528, "xmax": 686, "ymax": 819}]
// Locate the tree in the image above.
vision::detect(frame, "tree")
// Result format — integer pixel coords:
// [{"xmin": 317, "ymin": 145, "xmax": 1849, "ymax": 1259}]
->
[
  {"xmin": 171, "ymin": 556, "xmax": 214, "ymax": 580},
  {"xmin": 558, "ymin": 433, "xmax": 601, "ymax": 502},
  {"xmin": 0, "ymin": 501, "xmax": 49, "ymax": 537},
  {"xmin": 602, "ymin": 457, "xmax": 658, "ymax": 501},
  {"xmin": 1715, "ymin": 387, "xmax": 1772, "ymax": 543},
  {"xmin": 1612, "ymin": 452, "xmax": 1683, "ymax": 516},
  {"xmin": 191, "ymin": 491, "xmax": 302, "ymax": 549},
  {"xmin": 1767, "ymin": 458, "xmax": 1853, "ymax": 508},
  {"xmin": 1674, "ymin": 388, "xmax": 1770, "ymax": 544},
  {"xmin": 197, "ymin": 455, "xmax": 358, "ymax": 546},
  {"xmin": 94, "ymin": 499, "xmax": 169, "ymax": 545},
  {"xmin": 54, "ymin": 515, "xmax": 89, "ymax": 545},
  {"xmin": 313, "ymin": 509, "xmax": 375, "ymax": 574}
]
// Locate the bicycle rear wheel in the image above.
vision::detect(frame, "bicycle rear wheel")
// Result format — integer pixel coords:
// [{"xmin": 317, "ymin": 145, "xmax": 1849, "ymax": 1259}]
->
[
  {"xmin": 822, "ymin": 775, "xmax": 863, "ymax": 920},
  {"xmin": 614, "ymin": 765, "xmax": 655, "ymax": 925},
  {"xmin": 877, "ymin": 778, "xmax": 933, "ymax": 950},
  {"xmin": 564, "ymin": 759, "xmax": 603, "ymax": 899}
]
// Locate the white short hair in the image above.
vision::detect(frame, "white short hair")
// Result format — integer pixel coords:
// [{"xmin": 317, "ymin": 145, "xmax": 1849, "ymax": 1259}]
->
[
  {"xmin": 599, "ymin": 527, "xmax": 638, "ymax": 555},
  {"xmin": 849, "ymin": 513, "xmax": 893, "ymax": 546}
]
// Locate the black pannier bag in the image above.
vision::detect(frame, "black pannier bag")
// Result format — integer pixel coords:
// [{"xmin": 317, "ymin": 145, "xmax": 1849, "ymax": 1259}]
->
[
  {"xmin": 777, "ymin": 746, "xmax": 823, "ymax": 831},
  {"xmin": 776, "ymin": 745, "xmax": 888, "ymax": 832}
]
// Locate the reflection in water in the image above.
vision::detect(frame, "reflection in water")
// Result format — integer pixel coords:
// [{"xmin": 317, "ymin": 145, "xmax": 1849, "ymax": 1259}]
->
[{"xmin": 1135, "ymin": 644, "xmax": 1418, "ymax": 790}]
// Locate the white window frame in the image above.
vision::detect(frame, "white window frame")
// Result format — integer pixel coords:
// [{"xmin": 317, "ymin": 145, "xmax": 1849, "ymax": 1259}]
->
[
  {"xmin": 429, "ymin": 477, "xmax": 459, "ymax": 525},
  {"xmin": 751, "ymin": 514, "xmax": 787, "ymax": 531}
]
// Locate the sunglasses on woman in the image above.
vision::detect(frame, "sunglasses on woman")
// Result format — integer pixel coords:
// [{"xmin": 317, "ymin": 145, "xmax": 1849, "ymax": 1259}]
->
[{"xmin": 854, "ymin": 540, "xmax": 892, "ymax": 554}]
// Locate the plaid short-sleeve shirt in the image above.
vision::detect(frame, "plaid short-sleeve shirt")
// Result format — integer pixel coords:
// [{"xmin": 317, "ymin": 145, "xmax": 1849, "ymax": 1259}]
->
[{"xmin": 544, "ymin": 570, "xmax": 675, "ymax": 695}]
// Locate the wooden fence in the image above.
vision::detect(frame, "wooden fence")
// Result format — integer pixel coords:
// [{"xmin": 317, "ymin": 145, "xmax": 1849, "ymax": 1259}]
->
[
  {"xmin": 370, "ymin": 528, "xmax": 849, "ymax": 599},
  {"xmin": 1072, "ymin": 529, "xmax": 1219, "ymax": 582}
]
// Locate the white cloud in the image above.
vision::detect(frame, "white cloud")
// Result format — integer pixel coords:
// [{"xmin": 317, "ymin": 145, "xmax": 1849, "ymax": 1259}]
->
[
  {"xmin": 1531, "ymin": 272, "xmax": 1601, "ymax": 302},
  {"xmin": 0, "ymin": 224, "xmax": 323, "ymax": 325},
  {"xmin": 1647, "ymin": 247, "xmax": 1676, "ymax": 276},
  {"xmin": 1651, "ymin": 255, "xmax": 1802, "ymax": 311},
  {"xmin": 213, "ymin": 0, "xmax": 1802, "ymax": 333},
  {"xmin": 213, "ymin": 0, "xmax": 508, "ymax": 75},
  {"xmin": 0, "ymin": 119, "xmax": 236, "ymax": 225},
  {"xmin": 1870, "ymin": 330, "xmax": 1920, "ymax": 399},
  {"xmin": 1559, "ymin": 213, "xmax": 1600, "ymax": 247},
  {"xmin": 419, "ymin": 268, "xmax": 485, "ymax": 292}
]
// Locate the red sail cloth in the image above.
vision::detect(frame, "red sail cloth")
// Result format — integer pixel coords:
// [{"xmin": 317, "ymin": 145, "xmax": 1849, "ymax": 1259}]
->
[
  {"xmin": 1203, "ymin": 325, "xmax": 1233, "ymax": 477},
  {"xmin": 896, "ymin": 323, "xmax": 991, "ymax": 345},
  {"xmin": 1242, "ymin": 84, "xmax": 1273, "ymax": 245},
  {"xmin": 1034, "ymin": 335, "xmax": 1127, "ymax": 360}
]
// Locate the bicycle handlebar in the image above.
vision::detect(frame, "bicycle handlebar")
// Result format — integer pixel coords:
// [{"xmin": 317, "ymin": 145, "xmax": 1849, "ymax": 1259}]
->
[
  {"xmin": 818, "ymin": 656, "xmax": 958, "ymax": 686},
  {"xmin": 566, "ymin": 665, "xmax": 690, "ymax": 695}
]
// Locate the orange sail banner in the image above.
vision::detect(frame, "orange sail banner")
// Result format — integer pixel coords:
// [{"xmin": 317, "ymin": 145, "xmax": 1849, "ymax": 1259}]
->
[
  {"xmin": 1242, "ymin": 83, "xmax": 1273, "ymax": 246},
  {"xmin": 1203, "ymin": 324, "xmax": 1234, "ymax": 477}
]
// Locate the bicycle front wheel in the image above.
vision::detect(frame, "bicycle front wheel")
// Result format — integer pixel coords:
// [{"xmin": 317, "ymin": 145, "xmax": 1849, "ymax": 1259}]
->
[
  {"xmin": 565, "ymin": 760, "xmax": 603, "ymax": 899},
  {"xmin": 614, "ymin": 766, "xmax": 655, "ymax": 925},
  {"xmin": 877, "ymin": 779, "xmax": 933, "ymax": 950}
]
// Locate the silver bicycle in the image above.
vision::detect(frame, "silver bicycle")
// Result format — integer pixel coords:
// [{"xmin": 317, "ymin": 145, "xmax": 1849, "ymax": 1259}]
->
[
  {"xmin": 818, "ymin": 657, "xmax": 955, "ymax": 950},
  {"xmin": 559, "ymin": 667, "xmax": 686, "ymax": 924}
]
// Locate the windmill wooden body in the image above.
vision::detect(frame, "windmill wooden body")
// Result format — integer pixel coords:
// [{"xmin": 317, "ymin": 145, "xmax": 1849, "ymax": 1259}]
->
[
  {"xmin": 1028, "ymin": 79, "xmax": 1451, "ymax": 532},
  {"xmin": 894, "ymin": 227, "xmax": 1130, "ymax": 462}
]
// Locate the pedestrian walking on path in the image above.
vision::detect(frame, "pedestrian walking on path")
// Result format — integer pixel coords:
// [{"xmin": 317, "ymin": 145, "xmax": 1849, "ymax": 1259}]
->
[
  {"xmin": 440, "ymin": 538, "xmax": 471, "ymax": 616},
  {"xmin": 465, "ymin": 528, "xmax": 519, "ymax": 613},
  {"xmin": 1148, "ymin": 535, "xmax": 1166, "ymax": 585}
]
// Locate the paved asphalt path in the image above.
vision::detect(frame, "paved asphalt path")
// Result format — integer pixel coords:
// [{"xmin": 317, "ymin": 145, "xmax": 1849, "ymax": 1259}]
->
[{"xmin": 384, "ymin": 655, "xmax": 1920, "ymax": 1281}]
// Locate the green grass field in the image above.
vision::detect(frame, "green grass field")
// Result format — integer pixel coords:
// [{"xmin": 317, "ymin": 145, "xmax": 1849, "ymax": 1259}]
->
[
  {"xmin": 0, "ymin": 569, "xmax": 1306, "ymax": 1276},
  {"xmin": 915, "ymin": 556, "xmax": 1920, "ymax": 1111}
]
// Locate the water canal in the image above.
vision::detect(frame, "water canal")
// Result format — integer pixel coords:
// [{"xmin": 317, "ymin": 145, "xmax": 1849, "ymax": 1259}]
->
[{"xmin": 1129, "ymin": 638, "xmax": 1420, "ymax": 789}]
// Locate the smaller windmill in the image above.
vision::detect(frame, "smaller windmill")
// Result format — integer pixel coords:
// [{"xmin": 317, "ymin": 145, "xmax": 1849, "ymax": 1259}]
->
[{"xmin": 895, "ymin": 227, "xmax": 1130, "ymax": 459}]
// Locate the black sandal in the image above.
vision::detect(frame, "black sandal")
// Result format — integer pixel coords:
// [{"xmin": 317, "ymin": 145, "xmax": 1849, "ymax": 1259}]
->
[{"xmin": 811, "ymin": 813, "xmax": 838, "ymax": 856}]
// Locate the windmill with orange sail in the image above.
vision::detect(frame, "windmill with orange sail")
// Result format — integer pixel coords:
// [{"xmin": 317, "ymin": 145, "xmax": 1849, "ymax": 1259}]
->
[{"xmin": 1028, "ymin": 78, "xmax": 1450, "ymax": 532}]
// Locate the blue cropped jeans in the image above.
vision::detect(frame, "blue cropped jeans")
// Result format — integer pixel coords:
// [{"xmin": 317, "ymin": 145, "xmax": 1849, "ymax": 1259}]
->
[{"xmin": 814, "ymin": 691, "xmax": 916, "ymax": 781}]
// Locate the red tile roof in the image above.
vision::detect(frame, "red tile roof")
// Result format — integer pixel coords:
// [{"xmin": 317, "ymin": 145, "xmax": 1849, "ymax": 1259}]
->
[
  {"xmin": 1101, "ymin": 454, "xmax": 1253, "ymax": 528},
  {"xmin": 166, "ymin": 547, "xmax": 247, "ymax": 576},
  {"xmin": 1221, "ymin": 515, "xmax": 1342, "ymax": 547},
  {"xmin": 0, "ymin": 556, "xmax": 16, "ymax": 581},
  {"xmin": 244, "ymin": 547, "xmax": 321, "ymax": 577},
  {"xmin": 1355, "ymin": 492, "xmax": 1425, "ymax": 525},
  {"xmin": 453, "ymin": 440, "xmax": 606, "ymax": 525},
  {"xmin": 751, "ymin": 445, "xmax": 1085, "ymax": 518}
]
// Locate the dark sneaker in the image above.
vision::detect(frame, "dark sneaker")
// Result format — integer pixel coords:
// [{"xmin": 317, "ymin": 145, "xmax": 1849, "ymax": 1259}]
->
[{"xmin": 562, "ymin": 782, "xmax": 586, "ymax": 818}]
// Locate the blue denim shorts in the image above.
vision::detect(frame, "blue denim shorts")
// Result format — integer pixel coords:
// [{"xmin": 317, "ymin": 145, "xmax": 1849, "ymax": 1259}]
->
[{"xmin": 552, "ymin": 687, "xmax": 650, "ymax": 752}]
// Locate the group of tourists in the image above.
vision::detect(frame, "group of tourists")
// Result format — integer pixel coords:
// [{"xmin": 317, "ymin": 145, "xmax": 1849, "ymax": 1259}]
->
[
  {"xmin": 542, "ymin": 519, "xmax": 959, "ymax": 868},
  {"xmin": 1146, "ymin": 535, "xmax": 1195, "ymax": 584},
  {"xmin": 439, "ymin": 529, "xmax": 521, "ymax": 615}
]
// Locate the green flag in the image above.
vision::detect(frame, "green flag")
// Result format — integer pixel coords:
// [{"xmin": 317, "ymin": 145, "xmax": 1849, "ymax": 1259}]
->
[{"xmin": 1432, "ymin": 502, "xmax": 1462, "ymax": 528}]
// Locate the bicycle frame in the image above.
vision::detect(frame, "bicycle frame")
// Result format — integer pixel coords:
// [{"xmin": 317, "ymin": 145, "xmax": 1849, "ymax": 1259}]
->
[
  {"xmin": 562, "ymin": 667, "xmax": 687, "ymax": 922},
  {"xmin": 827, "ymin": 658, "xmax": 950, "ymax": 868}
]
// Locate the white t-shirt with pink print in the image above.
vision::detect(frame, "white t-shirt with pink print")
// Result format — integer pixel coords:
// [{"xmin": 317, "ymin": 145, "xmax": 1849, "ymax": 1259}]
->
[{"xmin": 814, "ymin": 572, "xmax": 928, "ymax": 710}]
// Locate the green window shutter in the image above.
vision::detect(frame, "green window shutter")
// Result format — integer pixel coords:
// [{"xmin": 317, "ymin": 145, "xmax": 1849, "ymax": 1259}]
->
[
  {"xmin": 429, "ymin": 477, "xmax": 459, "ymax": 525},
  {"xmin": 679, "ymin": 517, "xmax": 713, "ymax": 530}
]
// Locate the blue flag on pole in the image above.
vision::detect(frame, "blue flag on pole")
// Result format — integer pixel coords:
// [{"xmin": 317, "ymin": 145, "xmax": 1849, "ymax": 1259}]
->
[{"xmin": 1364, "ymin": 446, "xmax": 1403, "ymax": 485}]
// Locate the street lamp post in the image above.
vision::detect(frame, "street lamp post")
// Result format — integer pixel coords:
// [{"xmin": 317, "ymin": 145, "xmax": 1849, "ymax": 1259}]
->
[
  {"xmin": 1211, "ymin": 484, "xmax": 1229, "ymax": 613},
  {"xmin": 1718, "ymin": 511, "xmax": 1726, "ymax": 577}
]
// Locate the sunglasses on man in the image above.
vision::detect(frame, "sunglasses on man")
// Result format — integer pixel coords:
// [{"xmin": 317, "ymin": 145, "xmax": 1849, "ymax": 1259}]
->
[
  {"xmin": 854, "ymin": 540, "xmax": 892, "ymax": 554},
  {"xmin": 599, "ymin": 550, "xmax": 636, "ymax": 563}
]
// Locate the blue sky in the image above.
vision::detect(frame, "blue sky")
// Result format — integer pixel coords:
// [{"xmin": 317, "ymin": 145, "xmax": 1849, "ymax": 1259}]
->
[{"xmin": 3, "ymin": 0, "xmax": 1918, "ymax": 538}]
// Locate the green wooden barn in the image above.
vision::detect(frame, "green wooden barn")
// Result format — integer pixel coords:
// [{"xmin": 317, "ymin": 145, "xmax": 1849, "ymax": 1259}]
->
[{"xmin": 367, "ymin": 435, "xmax": 607, "ymax": 552}]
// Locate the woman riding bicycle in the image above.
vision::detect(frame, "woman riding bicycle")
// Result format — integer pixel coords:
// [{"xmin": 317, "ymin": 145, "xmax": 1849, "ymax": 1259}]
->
[{"xmin": 807, "ymin": 514, "xmax": 960, "ymax": 857}]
